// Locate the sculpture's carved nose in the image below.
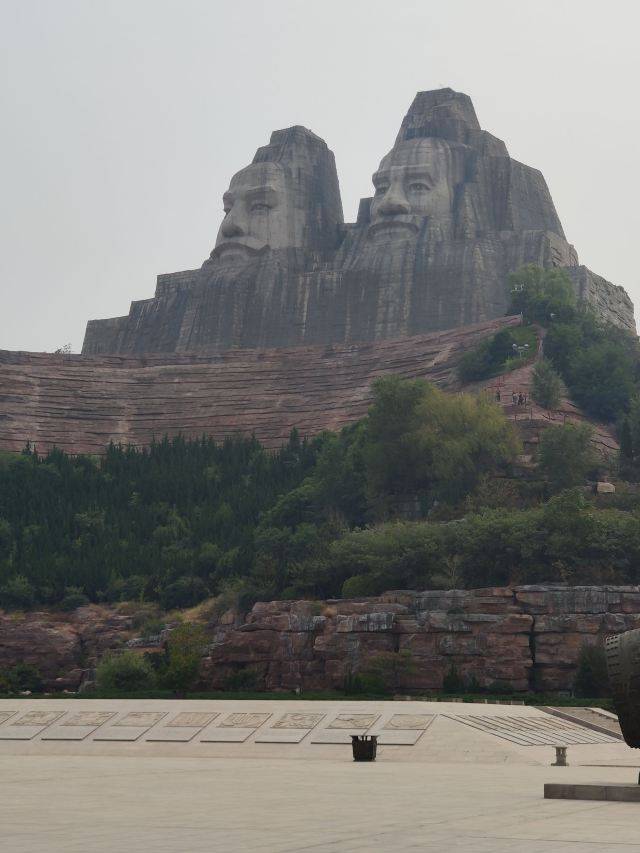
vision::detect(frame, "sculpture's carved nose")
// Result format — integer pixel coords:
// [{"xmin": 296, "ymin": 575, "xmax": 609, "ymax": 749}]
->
[
  {"xmin": 378, "ymin": 190, "xmax": 410, "ymax": 216},
  {"xmin": 221, "ymin": 213, "xmax": 245, "ymax": 238}
]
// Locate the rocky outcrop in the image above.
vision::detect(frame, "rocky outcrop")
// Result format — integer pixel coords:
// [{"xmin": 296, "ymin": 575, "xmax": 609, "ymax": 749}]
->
[
  {"xmin": 203, "ymin": 586, "xmax": 640, "ymax": 694},
  {"xmin": 4, "ymin": 586, "xmax": 639, "ymax": 694},
  {"xmin": 0, "ymin": 605, "xmax": 135, "ymax": 690},
  {"xmin": 82, "ymin": 88, "xmax": 634, "ymax": 357},
  {"xmin": 0, "ymin": 316, "xmax": 521, "ymax": 455}
]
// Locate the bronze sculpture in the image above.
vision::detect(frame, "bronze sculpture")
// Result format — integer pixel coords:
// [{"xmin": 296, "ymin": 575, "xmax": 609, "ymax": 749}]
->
[{"xmin": 605, "ymin": 630, "xmax": 640, "ymax": 748}]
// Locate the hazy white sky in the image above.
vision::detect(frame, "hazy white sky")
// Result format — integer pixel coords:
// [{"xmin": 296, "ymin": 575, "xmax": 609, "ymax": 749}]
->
[{"xmin": 1, "ymin": 0, "xmax": 638, "ymax": 352}]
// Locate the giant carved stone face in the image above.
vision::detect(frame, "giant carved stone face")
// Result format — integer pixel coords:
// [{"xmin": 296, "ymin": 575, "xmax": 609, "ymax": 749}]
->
[
  {"xmin": 212, "ymin": 163, "xmax": 291, "ymax": 265},
  {"xmin": 368, "ymin": 138, "xmax": 455, "ymax": 243}
]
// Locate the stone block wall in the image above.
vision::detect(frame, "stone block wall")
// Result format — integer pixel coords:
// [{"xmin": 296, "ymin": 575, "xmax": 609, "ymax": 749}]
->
[
  {"xmin": 202, "ymin": 586, "xmax": 640, "ymax": 693},
  {"xmin": 3, "ymin": 586, "xmax": 639, "ymax": 694}
]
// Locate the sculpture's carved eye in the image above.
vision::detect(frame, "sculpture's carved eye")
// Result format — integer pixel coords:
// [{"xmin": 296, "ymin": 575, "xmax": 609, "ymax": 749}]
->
[
  {"xmin": 408, "ymin": 182, "xmax": 430, "ymax": 193},
  {"xmin": 374, "ymin": 185, "xmax": 389, "ymax": 196},
  {"xmin": 251, "ymin": 203, "xmax": 271, "ymax": 214}
]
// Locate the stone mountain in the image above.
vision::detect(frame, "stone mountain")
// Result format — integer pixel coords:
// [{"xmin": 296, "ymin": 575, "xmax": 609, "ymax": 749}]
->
[{"xmin": 82, "ymin": 88, "xmax": 634, "ymax": 356}]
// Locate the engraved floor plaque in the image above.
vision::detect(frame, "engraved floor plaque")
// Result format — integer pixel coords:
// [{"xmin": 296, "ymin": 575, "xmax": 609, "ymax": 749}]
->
[
  {"xmin": 114, "ymin": 712, "xmax": 166, "ymax": 727},
  {"xmin": 0, "ymin": 709, "xmax": 65, "ymax": 740},
  {"xmin": 327, "ymin": 714, "xmax": 379, "ymax": 729},
  {"xmin": 383, "ymin": 714, "xmax": 434, "ymax": 730},
  {"xmin": 272, "ymin": 713, "xmax": 325, "ymax": 730},
  {"xmin": 167, "ymin": 712, "xmax": 218, "ymax": 727},
  {"xmin": 12, "ymin": 710, "xmax": 63, "ymax": 726},
  {"xmin": 256, "ymin": 711, "xmax": 326, "ymax": 743},
  {"xmin": 0, "ymin": 710, "xmax": 18, "ymax": 726},
  {"xmin": 218, "ymin": 713, "xmax": 271, "ymax": 729},
  {"xmin": 368, "ymin": 713, "xmax": 435, "ymax": 745},
  {"xmin": 94, "ymin": 711, "xmax": 167, "ymax": 741},
  {"xmin": 42, "ymin": 711, "xmax": 115, "ymax": 741},
  {"xmin": 147, "ymin": 712, "xmax": 218, "ymax": 742}
]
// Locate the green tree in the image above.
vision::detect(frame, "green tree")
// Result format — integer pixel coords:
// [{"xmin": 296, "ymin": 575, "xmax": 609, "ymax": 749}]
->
[
  {"xmin": 0, "ymin": 518, "xmax": 13, "ymax": 565},
  {"xmin": 356, "ymin": 651, "xmax": 417, "ymax": 694},
  {"xmin": 161, "ymin": 622, "xmax": 208, "ymax": 697},
  {"xmin": 531, "ymin": 359, "xmax": 563, "ymax": 410},
  {"xmin": 507, "ymin": 265, "xmax": 576, "ymax": 325},
  {"xmin": 574, "ymin": 643, "xmax": 610, "ymax": 698},
  {"xmin": 568, "ymin": 342, "xmax": 635, "ymax": 421},
  {"xmin": 537, "ymin": 424, "xmax": 596, "ymax": 492},
  {"xmin": 364, "ymin": 377, "xmax": 519, "ymax": 514},
  {"xmin": 619, "ymin": 396, "xmax": 640, "ymax": 477},
  {"xmin": 0, "ymin": 663, "xmax": 43, "ymax": 694},
  {"xmin": 159, "ymin": 576, "xmax": 209, "ymax": 610},
  {"xmin": 619, "ymin": 416, "xmax": 634, "ymax": 475}
]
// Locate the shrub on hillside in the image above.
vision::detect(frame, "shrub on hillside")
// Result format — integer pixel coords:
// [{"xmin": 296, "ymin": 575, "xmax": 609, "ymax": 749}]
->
[
  {"xmin": 457, "ymin": 327, "xmax": 536, "ymax": 383},
  {"xmin": 59, "ymin": 586, "xmax": 90, "ymax": 611},
  {"xmin": 537, "ymin": 424, "xmax": 597, "ymax": 492},
  {"xmin": 95, "ymin": 651, "xmax": 156, "ymax": 692},
  {"xmin": 159, "ymin": 576, "xmax": 209, "ymax": 610},
  {"xmin": 0, "ymin": 574, "xmax": 36, "ymax": 610},
  {"xmin": 0, "ymin": 662, "xmax": 43, "ymax": 694},
  {"xmin": 531, "ymin": 359, "xmax": 563, "ymax": 410},
  {"xmin": 507, "ymin": 265, "xmax": 577, "ymax": 325},
  {"xmin": 106, "ymin": 575, "xmax": 148, "ymax": 603}
]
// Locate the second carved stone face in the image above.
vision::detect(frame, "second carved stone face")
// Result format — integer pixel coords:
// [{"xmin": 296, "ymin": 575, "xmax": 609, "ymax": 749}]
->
[
  {"xmin": 213, "ymin": 163, "xmax": 289, "ymax": 263},
  {"xmin": 368, "ymin": 138, "xmax": 456, "ymax": 243}
]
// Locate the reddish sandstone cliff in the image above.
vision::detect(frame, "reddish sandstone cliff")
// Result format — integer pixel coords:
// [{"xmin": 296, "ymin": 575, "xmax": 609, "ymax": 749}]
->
[{"xmin": 2, "ymin": 586, "xmax": 639, "ymax": 694}]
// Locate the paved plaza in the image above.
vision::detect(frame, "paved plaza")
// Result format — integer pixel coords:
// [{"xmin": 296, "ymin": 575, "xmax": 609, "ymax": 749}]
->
[{"xmin": 1, "ymin": 699, "xmax": 639, "ymax": 852}]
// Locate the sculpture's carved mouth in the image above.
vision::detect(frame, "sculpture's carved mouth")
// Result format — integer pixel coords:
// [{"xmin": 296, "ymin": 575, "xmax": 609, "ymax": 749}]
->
[
  {"xmin": 211, "ymin": 240, "xmax": 268, "ymax": 262},
  {"xmin": 367, "ymin": 218, "xmax": 419, "ymax": 241}
]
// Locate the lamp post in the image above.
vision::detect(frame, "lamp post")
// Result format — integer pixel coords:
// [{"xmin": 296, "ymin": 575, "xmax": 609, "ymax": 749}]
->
[{"xmin": 512, "ymin": 343, "xmax": 530, "ymax": 358}]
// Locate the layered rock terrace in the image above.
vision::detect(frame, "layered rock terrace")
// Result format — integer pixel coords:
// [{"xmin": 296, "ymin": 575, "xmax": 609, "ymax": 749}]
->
[
  {"xmin": 0, "ymin": 317, "xmax": 519, "ymax": 454},
  {"xmin": 2, "ymin": 585, "xmax": 638, "ymax": 694}
]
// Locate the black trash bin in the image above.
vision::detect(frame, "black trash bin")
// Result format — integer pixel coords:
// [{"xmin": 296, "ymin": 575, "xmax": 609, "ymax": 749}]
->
[{"xmin": 351, "ymin": 734, "xmax": 377, "ymax": 761}]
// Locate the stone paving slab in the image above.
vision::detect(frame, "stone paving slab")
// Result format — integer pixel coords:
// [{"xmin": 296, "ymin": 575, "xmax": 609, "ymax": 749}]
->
[
  {"xmin": 382, "ymin": 713, "xmax": 434, "ymax": 730},
  {"xmin": 93, "ymin": 711, "xmax": 168, "ymax": 742},
  {"xmin": 271, "ymin": 712, "xmax": 325, "ymax": 729},
  {"xmin": 166, "ymin": 712, "xmax": 218, "ymax": 727},
  {"xmin": 42, "ymin": 711, "xmax": 116, "ymax": 741},
  {"xmin": 0, "ymin": 710, "xmax": 64, "ymax": 740},
  {"xmin": 42, "ymin": 726, "xmax": 101, "ymax": 741},
  {"xmin": 311, "ymin": 729, "xmax": 369, "ymax": 744},
  {"xmin": 0, "ymin": 710, "xmax": 18, "ymax": 726},
  {"xmin": 93, "ymin": 727, "xmax": 151, "ymax": 742},
  {"xmin": 146, "ymin": 727, "xmax": 203, "ymax": 742},
  {"xmin": 114, "ymin": 712, "xmax": 166, "ymax": 728},
  {"xmin": 3, "ymin": 753, "xmax": 640, "ymax": 853},
  {"xmin": 217, "ymin": 712, "xmax": 271, "ymax": 729},
  {"xmin": 145, "ymin": 712, "xmax": 218, "ymax": 741},
  {"xmin": 199, "ymin": 727, "xmax": 256, "ymax": 743},
  {"xmin": 327, "ymin": 713, "xmax": 379, "ymax": 729},
  {"xmin": 254, "ymin": 728, "xmax": 311, "ymax": 743},
  {"xmin": 446, "ymin": 714, "xmax": 620, "ymax": 746},
  {"xmin": 370, "ymin": 729, "xmax": 425, "ymax": 745},
  {"xmin": 545, "ymin": 782, "xmax": 640, "ymax": 801}
]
